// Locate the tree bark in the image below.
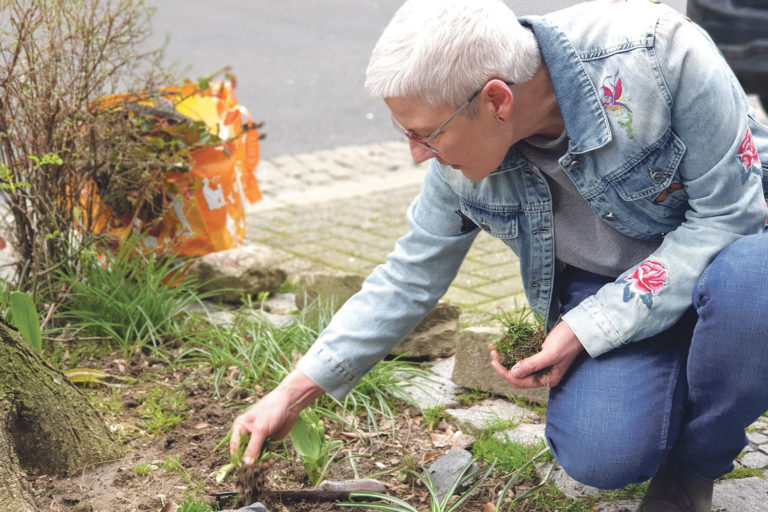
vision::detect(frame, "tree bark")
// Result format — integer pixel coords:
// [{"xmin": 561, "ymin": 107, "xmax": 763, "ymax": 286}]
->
[{"xmin": 0, "ymin": 318, "xmax": 124, "ymax": 511}]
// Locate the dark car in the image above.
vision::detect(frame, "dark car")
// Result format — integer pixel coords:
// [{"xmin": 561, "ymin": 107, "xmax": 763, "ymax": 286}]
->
[{"xmin": 687, "ymin": 0, "xmax": 768, "ymax": 109}]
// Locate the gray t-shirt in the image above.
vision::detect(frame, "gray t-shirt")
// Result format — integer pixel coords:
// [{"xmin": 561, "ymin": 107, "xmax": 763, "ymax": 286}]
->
[{"xmin": 518, "ymin": 132, "xmax": 660, "ymax": 278}]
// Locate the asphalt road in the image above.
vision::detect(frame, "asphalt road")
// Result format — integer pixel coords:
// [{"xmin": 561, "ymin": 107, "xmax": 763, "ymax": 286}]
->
[{"xmin": 147, "ymin": 0, "xmax": 687, "ymax": 159}]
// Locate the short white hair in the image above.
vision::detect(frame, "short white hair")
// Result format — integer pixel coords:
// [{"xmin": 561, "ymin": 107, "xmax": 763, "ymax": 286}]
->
[{"xmin": 365, "ymin": 0, "xmax": 541, "ymax": 109}]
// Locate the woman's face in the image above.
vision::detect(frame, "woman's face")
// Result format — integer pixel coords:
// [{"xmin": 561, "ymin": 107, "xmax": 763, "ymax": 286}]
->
[{"xmin": 385, "ymin": 95, "xmax": 513, "ymax": 181}]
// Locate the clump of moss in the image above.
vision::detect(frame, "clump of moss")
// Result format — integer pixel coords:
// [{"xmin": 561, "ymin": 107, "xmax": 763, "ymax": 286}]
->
[{"xmin": 494, "ymin": 309, "xmax": 550, "ymax": 385}]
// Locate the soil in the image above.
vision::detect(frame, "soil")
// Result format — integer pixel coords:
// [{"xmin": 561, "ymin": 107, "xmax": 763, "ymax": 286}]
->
[{"xmin": 28, "ymin": 348, "xmax": 547, "ymax": 512}]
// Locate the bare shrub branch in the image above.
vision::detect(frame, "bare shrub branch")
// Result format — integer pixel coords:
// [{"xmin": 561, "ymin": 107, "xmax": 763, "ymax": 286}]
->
[{"xmin": 0, "ymin": 0, "xmax": 172, "ymax": 298}]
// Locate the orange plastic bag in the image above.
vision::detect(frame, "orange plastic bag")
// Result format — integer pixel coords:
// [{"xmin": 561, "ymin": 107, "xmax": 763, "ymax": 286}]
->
[{"xmin": 85, "ymin": 80, "xmax": 262, "ymax": 257}]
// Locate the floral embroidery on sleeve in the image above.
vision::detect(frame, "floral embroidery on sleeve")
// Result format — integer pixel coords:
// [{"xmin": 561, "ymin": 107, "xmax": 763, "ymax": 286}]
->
[
  {"xmin": 602, "ymin": 70, "xmax": 633, "ymax": 139},
  {"xmin": 623, "ymin": 260, "xmax": 668, "ymax": 309},
  {"xmin": 738, "ymin": 127, "xmax": 762, "ymax": 184}
]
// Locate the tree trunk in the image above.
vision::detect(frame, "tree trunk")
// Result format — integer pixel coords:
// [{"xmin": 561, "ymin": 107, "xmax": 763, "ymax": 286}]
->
[{"xmin": 0, "ymin": 318, "xmax": 124, "ymax": 511}]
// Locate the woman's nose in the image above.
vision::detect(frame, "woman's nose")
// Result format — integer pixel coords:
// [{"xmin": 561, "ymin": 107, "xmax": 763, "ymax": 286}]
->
[{"xmin": 409, "ymin": 140, "xmax": 435, "ymax": 163}]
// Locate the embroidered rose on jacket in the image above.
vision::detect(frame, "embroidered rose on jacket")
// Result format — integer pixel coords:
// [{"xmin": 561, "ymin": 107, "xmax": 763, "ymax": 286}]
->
[
  {"xmin": 601, "ymin": 70, "xmax": 634, "ymax": 138},
  {"xmin": 623, "ymin": 259, "xmax": 668, "ymax": 309},
  {"xmin": 738, "ymin": 127, "xmax": 761, "ymax": 183}
]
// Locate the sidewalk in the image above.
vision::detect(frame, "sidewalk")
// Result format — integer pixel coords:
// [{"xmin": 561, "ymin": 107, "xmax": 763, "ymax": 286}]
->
[{"xmin": 245, "ymin": 139, "xmax": 527, "ymax": 326}]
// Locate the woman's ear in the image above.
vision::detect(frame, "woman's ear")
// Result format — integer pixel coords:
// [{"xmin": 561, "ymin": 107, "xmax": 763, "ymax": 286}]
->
[{"xmin": 483, "ymin": 79, "xmax": 513, "ymax": 121}]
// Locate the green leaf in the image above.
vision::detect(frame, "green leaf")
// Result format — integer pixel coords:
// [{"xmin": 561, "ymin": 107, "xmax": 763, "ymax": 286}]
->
[
  {"xmin": 215, "ymin": 462, "xmax": 237, "ymax": 483},
  {"xmin": 289, "ymin": 412, "xmax": 322, "ymax": 459},
  {"xmin": 340, "ymin": 491, "xmax": 419, "ymax": 512},
  {"xmin": 63, "ymin": 368, "xmax": 128, "ymax": 387},
  {"xmin": 9, "ymin": 291, "xmax": 41, "ymax": 352}
]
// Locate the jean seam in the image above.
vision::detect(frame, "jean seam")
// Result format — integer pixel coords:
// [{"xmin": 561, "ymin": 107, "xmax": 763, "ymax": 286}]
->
[{"xmin": 658, "ymin": 343, "xmax": 685, "ymax": 457}]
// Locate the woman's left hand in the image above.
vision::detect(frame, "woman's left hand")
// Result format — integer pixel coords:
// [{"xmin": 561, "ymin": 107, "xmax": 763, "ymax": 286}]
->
[{"xmin": 490, "ymin": 321, "xmax": 585, "ymax": 388}]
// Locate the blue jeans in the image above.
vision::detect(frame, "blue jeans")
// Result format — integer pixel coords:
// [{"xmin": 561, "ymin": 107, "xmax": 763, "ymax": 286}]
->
[{"xmin": 546, "ymin": 231, "xmax": 768, "ymax": 488}]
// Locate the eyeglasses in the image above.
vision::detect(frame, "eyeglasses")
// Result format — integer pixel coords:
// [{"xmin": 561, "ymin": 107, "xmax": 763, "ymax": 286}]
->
[{"xmin": 391, "ymin": 80, "xmax": 513, "ymax": 154}]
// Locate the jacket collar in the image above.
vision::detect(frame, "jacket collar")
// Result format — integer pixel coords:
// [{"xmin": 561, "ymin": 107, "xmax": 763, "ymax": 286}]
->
[{"xmin": 519, "ymin": 15, "xmax": 612, "ymax": 154}]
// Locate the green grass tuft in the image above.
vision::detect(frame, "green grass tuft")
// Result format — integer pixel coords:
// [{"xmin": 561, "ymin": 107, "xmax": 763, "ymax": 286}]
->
[{"xmin": 54, "ymin": 237, "xmax": 208, "ymax": 357}]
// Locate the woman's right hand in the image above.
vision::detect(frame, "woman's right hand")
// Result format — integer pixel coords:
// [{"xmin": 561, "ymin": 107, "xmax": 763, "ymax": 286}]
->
[{"xmin": 229, "ymin": 369, "xmax": 325, "ymax": 465}]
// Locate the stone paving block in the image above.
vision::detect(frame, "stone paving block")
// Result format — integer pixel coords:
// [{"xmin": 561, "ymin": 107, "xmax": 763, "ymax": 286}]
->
[
  {"xmin": 454, "ymin": 257, "xmax": 494, "ymax": 276},
  {"xmin": 427, "ymin": 449, "xmax": 475, "ymax": 502},
  {"xmin": 262, "ymin": 292, "xmax": 300, "ymax": 315},
  {"xmin": 325, "ymin": 225, "xmax": 391, "ymax": 245},
  {"xmin": 740, "ymin": 451, "xmax": 768, "ymax": 469},
  {"xmin": 473, "ymin": 277, "xmax": 526, "ymax": 298},
  {"xmin": 594, "ymin": 500, "xmax": 639, "ymax": 511},
  {"xmin": 470, "ymin": 232, "xmax": 507, "ymax": 252},
  {"xmin": 264, "ymin": 230, "xmax": 335, "ymax": 248},
  {"xmin": 392, "ymin": 302, "xmax": 461, "ymax": 358},
  {"xmin": 713, "ymin": 476, "xmax": 768, "ymax": 511},
  {"xmin": 493, "ymin": 423, "xmax": 547, "ymax": 446},
  {"xmin": 445, "ymin": 399, "xmax": 540, "ymax": 435},
  {"xmin": 440, "ymin": 287, "xmax": 495, "ymax": 308},
  {"xmin": 322, "ymin": 237, "xmax": 383, "ymax": 261},
  {"xmin": 469, "ymin": 260, "xmax": 523, "ymax": 283},
  {"xmin": 278, "ymin": 256, "xmax": 324, "ymax": 276},
  {"xmin": 399, "ymin": 373, "xmax": 460, "ymax": 411},
  {"xmin": 375, "ymin": 224, "xmax": 411, "ymax": 241},
  {"xmin": 451, "ymin": 272, "xmax": 493, "ymax": 289},
  {"xmin": 747, "ymin": 431, "xmax": 768, "ymax": 445},
  {"xmin": 479, "ymin": 249, "xmax": 521, "ymax": 267},
  {"xmin": 276, "ymin": 242, "xmax": 329, "ymax": 260},
  {"xmin": 313, "ymin": 250, "xmax": 375, "ymax": 275},
  {"xmin": 296, "ymin": 271, "xmax": 364, "ymax": 313},
  {"xmin": 429, "ymin": 357, "xmax": 455, "ymax": 380},
  {"xmin": 536, "ymin": 463, "xmax": 600, "ymax": 499},
  {"xmin": 474, "ymin": 294, "xmax": 530, "ymax": 314}
]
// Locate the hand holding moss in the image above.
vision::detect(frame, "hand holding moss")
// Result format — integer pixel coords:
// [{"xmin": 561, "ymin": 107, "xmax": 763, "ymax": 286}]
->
[{"xmin": 490, "ymin": 321, "xmax": 585, "ymax": 388}]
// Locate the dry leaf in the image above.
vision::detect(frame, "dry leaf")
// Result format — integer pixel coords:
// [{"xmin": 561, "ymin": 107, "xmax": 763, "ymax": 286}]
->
[
  {"xmin": 419, "ymin": 450, "xmax": 441, "ymax": 465},
  {"xmin": 430, "ymin": 430, "xmax": 475, "ymax": 450},
  {"xmin": 340, "ymin": 431, "xmax": 380, "ymax": 440},
  {"xmin": 158, "ymin": 500, "xmax": 179, "ymax": 512}
]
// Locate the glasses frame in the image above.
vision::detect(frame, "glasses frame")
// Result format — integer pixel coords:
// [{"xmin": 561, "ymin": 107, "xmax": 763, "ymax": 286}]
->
[{"xmin": 392, "ymin": 80, "xmax": 514, "ymax": 154}]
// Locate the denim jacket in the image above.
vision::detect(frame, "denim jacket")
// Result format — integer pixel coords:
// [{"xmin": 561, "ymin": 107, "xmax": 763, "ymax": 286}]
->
[{"xmin": 298, "ymin": 0, "xmax": 768, "ymax": 399}]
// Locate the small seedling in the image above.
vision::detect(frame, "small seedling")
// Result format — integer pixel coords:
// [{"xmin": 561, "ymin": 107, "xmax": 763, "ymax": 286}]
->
[
  {"xmin": 178, "ymin": 496, "xmax": 216, "ymax": 512},
  {"xmin": 289, "ymin": 408, "xmax": 343, "ymax": 486},
  {"xmin": 494, "ymin": 308, "xmax": 550, "ymax": 385},
  {"xmin": 457, "ymin": 388, "xmax": 492, "ymax": 406},
  {"xmin": 422, "ymin": 404, "xmax": 445, "ymax": 430},
  {"xmin": 131, "ymin": 463, "xmax": 156, "ymax": 476},
  {"xmin": 138, "ymin": 385, "xmax": 187, "ymax": 435}
]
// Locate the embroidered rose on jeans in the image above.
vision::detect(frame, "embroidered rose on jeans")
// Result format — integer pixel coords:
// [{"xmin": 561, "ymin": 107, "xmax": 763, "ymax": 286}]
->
[
  {"xmin": 738, "ymin": 127, "xmax": 761, "ymax": 183},
  {"xmin": 623, "ymin": 259, "xmax": 668, "ymax": 309}
]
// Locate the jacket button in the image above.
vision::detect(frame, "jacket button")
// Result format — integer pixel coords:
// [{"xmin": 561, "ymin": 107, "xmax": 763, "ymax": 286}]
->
[
  {"xmin": 479, "ymin": 220, "xmax": 491, "ymax": 231},
  {"xmin": 649, "ymin": 169, "xmax": 665, "ymax": 183},
  {"xmin": 603, "ymin": 212, "xmax": 616, "ymax": 221},
  {"xmin": 569, "ymin": 160, "xmax": 582, "ymax": 170}
]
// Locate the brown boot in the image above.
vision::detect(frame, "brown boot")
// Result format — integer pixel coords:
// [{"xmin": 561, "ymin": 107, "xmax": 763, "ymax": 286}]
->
[{"xmin": 637, "ymin": 462, "xmax": 713, "ymax": 512}]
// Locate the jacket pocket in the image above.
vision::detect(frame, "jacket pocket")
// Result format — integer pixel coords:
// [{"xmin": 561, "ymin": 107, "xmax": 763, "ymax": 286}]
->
[
  {"xmin": 459, "ymin": 201, "xmax": 520, "ymax": 240},
  {"xmin": 607, "ymin": 129, "xmax": 687, "ymax": 212}
]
